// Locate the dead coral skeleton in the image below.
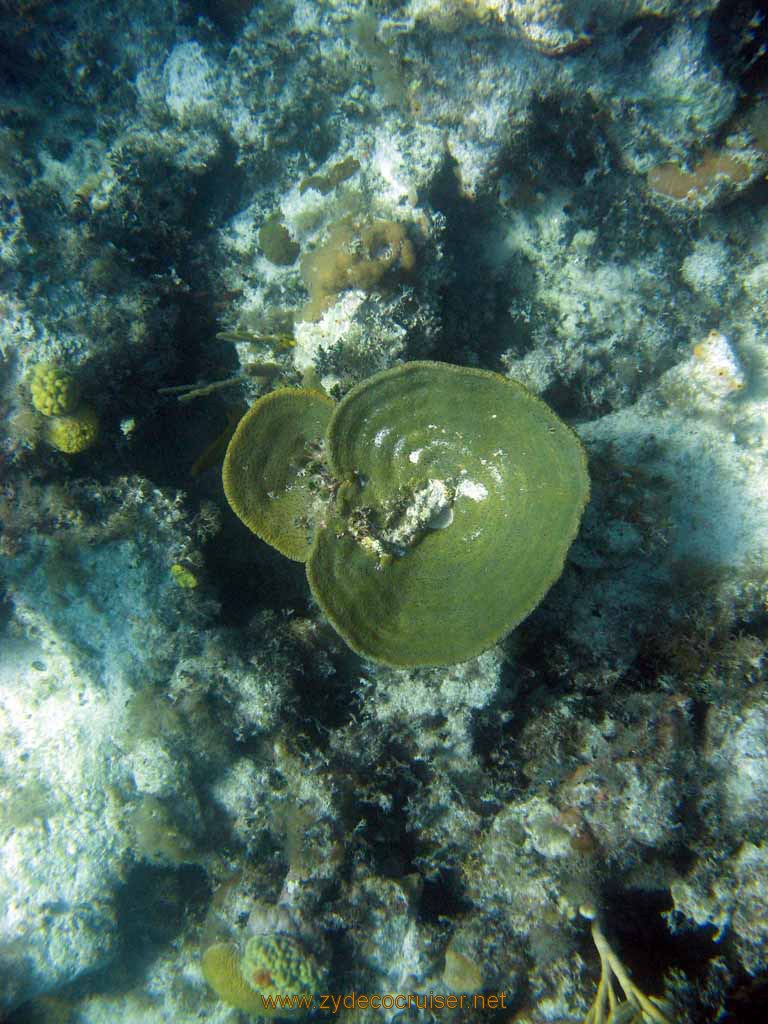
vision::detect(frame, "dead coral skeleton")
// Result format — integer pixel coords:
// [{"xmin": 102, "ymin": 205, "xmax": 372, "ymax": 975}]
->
[{"xmin": 580, "ymin": 903, "xmax": 675, "ymax": 1024}]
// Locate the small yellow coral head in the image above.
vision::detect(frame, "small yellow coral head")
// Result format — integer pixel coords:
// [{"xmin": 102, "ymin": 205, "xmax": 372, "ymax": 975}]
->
[
  {"xmin": 202, "ymin": 934, "xmax": 324, "ymax": 1019},
  {"xmin": 170, "ymin": 563, "xmax": 198, "ymax": 589},
  {"xmin": 45, "ymin": 404, "xmax": 99, "ymax": 454},
  {"xmin": 30, "ymin": 362, "xmax": 80, "ymax": 417}
]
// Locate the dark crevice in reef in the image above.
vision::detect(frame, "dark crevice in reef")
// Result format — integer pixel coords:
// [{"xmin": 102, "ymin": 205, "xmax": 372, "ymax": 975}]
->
[
  {"xmin": 356, "ymin": 800, "xmax": 418, "ymax": 880},
  {"xmin": 419, "ymin": 870, "xmax": 472, "ymax": 923},
  {"xmin": 333, "ymin": 739, "xmax": 478, "ymax": 893},
  {"xmin": 115, "ymin": 864, "xmax": 211, "ymax": 975},
  {"xmin": 182, "ymin": 0, "xmax": 258, "ymax": 38},
  {"xmin": 344, "ymin": 749, "xmax": 422, "ymax": 879},
  {"xmin": 570, "ymin": 887, "xmax": 723, "ymax": 1024},
  {"xmin": 91, "ymin": 135, "xmax": 250, "ymax": 490},
  {"xmin": 426, "ymin": 153, "xmax": 523, "ymax": 370},
  {"xmin": 291, "ymin": 652, "xmax": 368, "ymax": 734},
  {"xmin": 593, "ymin": 886, "xmax": 768, "ymax": 1024},
  {"xmin": 723, "ymin": 971, "xmax": 768, "ymax": 1023},
  {"xmin": 599, "ymin": 888, "xmax": 718, "ymax": 990},
  {"xmin": 117, "ymin": 299, "xmax": 239, "ymax": 492},
  {"xmin": 207, "ymin": 513, "xmax": 312, "ymax": 625},
  {"xmin": 708, "ymin": 0, "xmax": 768, "ymax": 91}
]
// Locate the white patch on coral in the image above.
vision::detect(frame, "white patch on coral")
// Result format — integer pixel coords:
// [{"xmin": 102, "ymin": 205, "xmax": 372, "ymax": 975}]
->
[
  {"xmin": 293, "ymin": 291, "xmax": 367, "ymax": 377},
  {"xmin": 663, "ymin": 329, "xmax": 746, "ymax": 408},
  {"xmin": 292, "ymin": 0, "xmax": 321, "ymax": 33},
  {"xmin": 691, "ymin": 330, "xmax": 746, "ymax": 396},
  {"xmin": 164, "ymin": 42, "xmax": 218, "ymax": 122},
  {"xmin": 292, "ymin": 291, "xmax": 406, "ymax": 391},
  {"xmin": 456, "ymin": 478, "xmax": 488, "ymax": 501},
  {"xmin": 220, "ymin": 204, "xmax": 260, "ymax": 257},
  {"xmin": 372, "ymin": 132, "xmax": 412, "ymax": 204},
  {"xmin": 680, "ymin": 239, "xmax": 730, "ymax": 296},
  {"xmin": 126, "ymin": 739, "xmax": 182, "ymax": 798}
]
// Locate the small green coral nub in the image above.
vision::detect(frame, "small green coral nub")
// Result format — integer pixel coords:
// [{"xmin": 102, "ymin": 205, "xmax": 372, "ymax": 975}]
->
[
  {"xmin": 30, "ymin": 362, "xmax": 80, "ymax": 416},
  {"xmin": 45, "ymin": 405, "xmax": 99, "ymax": 454},
  {"xmin": 202, "ymin": 934, "xmax": 324, "ymax": 1019}
]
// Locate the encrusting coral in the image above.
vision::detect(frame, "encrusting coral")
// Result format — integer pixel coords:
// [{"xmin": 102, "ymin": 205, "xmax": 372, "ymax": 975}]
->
[
  {"xmin": 259, "ymin": 214, "xmax": 300, "ymax": 266},
  {"xmin": 299, "ymin": 218, "xmax": 416, "ymax": 321},
  {"xmin": 646, "ymin": 97, "xmax": 768, "ymax": 207}
]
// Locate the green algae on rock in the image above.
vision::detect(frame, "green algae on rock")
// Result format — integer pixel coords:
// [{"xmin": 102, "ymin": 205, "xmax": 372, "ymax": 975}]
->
[
  {"xmin": 223, "ymin": 362, "xmax": 589, "ymax": 667},
  {"xmin": 258, "ymin": 214, "xmax": 300, "ymax": 266}
]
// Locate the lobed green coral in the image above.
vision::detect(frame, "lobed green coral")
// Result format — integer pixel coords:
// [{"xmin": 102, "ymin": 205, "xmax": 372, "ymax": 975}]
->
[
  {"xmin": 222, "ymin": 386, "xmax": 335, "ymax": 561},
  {"xmin": 223, "ymin": 361, "xmax": 589, "ymax": 666}
]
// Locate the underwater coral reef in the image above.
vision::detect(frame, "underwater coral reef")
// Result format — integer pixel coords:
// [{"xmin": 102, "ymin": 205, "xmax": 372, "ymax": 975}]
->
[{"xmin": 2, "ymin": 0, "xmax": 768, "ymax": 1022}]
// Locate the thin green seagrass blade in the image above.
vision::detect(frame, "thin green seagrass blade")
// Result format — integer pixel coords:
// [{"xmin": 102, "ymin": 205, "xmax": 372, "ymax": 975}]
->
[
  {"xmin": 307, "ymin": 361, "xmax": 589, "ymax": 666},
  {"xmin": 223, "ymin": 387, "xmax": 335, "ymax": 562}
]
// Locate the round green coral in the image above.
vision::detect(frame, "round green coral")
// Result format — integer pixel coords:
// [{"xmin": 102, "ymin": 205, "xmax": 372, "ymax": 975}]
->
[
  {"xmin": 312, "ymin": 362, "xmax": 589, "ymax": 666},
  {"xmin": 45, "ymin": 404, "xmax": 99, "ymax": 454},
  {"xmin": 223, "ymin": 387, "xmax": 335, "ymax": 561},
  {"xmin": 30, "ymin": 362, "xmax": 80, "ymax": 416},
  {"xmin": 243, "ymin": 934, "xmax": 324, "ymax": 1000},
  {"xmin": 202, "ymin": 934, "xmax": 324, "ymax": 1019}
]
